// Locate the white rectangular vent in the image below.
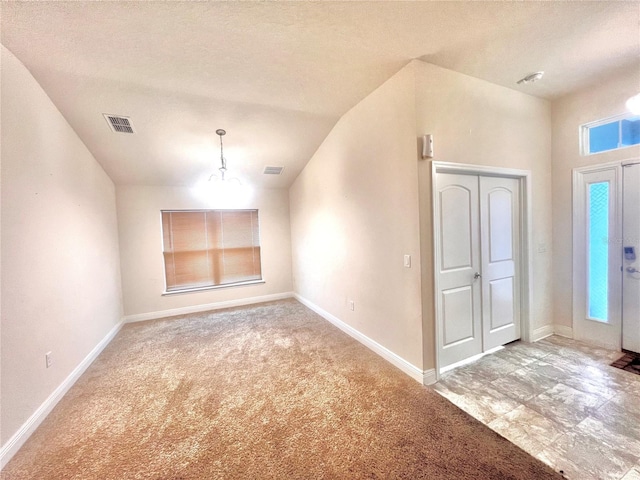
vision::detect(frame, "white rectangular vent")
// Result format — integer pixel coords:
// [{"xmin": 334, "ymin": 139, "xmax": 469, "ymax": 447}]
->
[
  {"xmin": 263, "ymin": 166, "xmax": 284, "ymax": 175},
  {"xmin": 103, "ymin": 114, "xmax": 135, "ymax": 134}
]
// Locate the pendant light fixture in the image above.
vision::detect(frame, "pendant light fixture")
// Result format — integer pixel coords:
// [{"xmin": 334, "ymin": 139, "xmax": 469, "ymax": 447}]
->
[
  {"xmin": 192, "ymin": 128, "xmax": 248, "ymax": 205},
  {"xmin": 209, "ymin": 128, "xmax": 241, "ymax": 186}
]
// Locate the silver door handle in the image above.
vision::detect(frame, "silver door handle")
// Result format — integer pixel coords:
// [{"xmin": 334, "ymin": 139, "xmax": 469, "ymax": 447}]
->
[{"xmin": 474, "ymin": 272, "xmax": 482, "ymax": 279}]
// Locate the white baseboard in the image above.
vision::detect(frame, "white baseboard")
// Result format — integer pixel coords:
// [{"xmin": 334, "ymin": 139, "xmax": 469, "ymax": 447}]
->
[
  {"xmin": 0, "ymin": 319, "xmax": 125, "ymax": 469},
  {"xmin": 422, "ymin": 369, "xmax": 437, "ymax": 385},
  {"xmin": 124, "ymin": 292, "xmax": 295, "ymax": 323},
  {"xmin": 532, "ymin": 324, "xmax": 554, "ymax": 342},
  {"xmin": 294, "ymin": 294, "xmax": 430, "ymax": 385},
  {"xmin": 554, "ymin": 325, "xmax": 573, "ymax": 338},
  {"xmin": 1, "ymin": 292, "xmax": 426, "ymax": 469}
]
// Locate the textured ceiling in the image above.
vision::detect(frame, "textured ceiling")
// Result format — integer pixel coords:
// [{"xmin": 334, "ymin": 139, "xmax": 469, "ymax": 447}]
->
[{"xmin": 2, "ymin": 2, "xmax": 639, "ymax": 188}]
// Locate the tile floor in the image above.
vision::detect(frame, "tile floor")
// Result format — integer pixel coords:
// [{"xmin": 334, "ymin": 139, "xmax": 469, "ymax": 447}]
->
[{"xmin": 433, "ymin": 335, "xmax": 640, "ymax": 480}]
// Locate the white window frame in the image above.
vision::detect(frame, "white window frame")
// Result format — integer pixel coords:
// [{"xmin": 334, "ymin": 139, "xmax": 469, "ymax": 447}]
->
[{"xmin": 581, "ymin": 112, "xmax": 640, "ymax": 156}]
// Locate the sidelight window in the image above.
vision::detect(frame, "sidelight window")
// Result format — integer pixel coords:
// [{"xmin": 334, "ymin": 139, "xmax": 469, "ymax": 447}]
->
[{"xmin": 587, "ymin": 182, "xmax": 609, "ymax": 321}]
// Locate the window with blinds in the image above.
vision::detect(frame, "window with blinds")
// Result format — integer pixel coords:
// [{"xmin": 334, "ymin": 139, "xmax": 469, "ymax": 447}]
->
[{"xmin": 161, "ymin": 210, "xmax": 262, "ymax": 292}]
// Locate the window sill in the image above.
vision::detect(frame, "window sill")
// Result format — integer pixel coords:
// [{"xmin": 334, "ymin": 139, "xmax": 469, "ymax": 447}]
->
[{"xmin": 162, "ymin": 279, "xmax": 265, "ymax": 296}]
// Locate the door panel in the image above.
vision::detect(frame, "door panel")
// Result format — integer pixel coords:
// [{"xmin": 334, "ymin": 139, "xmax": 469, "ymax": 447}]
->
[
  {"xmin": 623, "ymin": 163, "xmax": 640, "ymax": 353},
  {"xmin": 489, "ymin": 277, "xmax": 515, "ymax": 330},
  {"xmin": 441, "ymin": 187, "xmax": 473, "ymax": 271},
  {"xmin": 480, "ymin": 176, "xmax": 521, "ymax": 350},
  {"xmin": 573, "ymin": 167, "xmax": 621, "ymax": 350},
  {"xmin": 488, "ymin": 189, "xmax": 514, "ymax": 263},
  {"xmin": 442, "ymin": 286, "xmax": 475, "ymax": 346},
  {"xmin": 435, "ymin": 174, "xmax": 482, "ymax": 368}
]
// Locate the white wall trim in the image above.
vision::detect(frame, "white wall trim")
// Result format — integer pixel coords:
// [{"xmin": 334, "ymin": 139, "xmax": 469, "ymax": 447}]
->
[
  {"xmin": 430, "ymin": 161, "xmax": 531, "ymax": 179},
  {"xmin": 422, "ymin": 369, "xmax": 437, "ymax": 385},
  {"xmin": 0, "ymin": 319, "xmax": 125, "ymax": 470},
  {"xmin": 532, "ymin": 324, "xmax": 554, "ymax": 342},
  {"xmin": 554, "ymin": 325, "xmax": 574, "ymax": 338},
  {"xmin": 294, "ymin": 294, "xmax": 429, "ymax": 385},
  {"xmin": 124, "ymin": 292, "xmax": 294, "ymax": 323}
]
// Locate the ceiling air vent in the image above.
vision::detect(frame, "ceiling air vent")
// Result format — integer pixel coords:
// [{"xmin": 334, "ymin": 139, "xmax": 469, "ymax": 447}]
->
[
  {"xmin": 103, "ymin": 114, "xmax": 135, "ymax": 134},
  {"xmin": 263, "ymin": 166, "xmax": 284, "ymax": 175}
]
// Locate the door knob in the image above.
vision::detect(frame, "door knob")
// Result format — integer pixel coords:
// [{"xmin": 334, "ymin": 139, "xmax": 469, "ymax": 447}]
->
[{"xmin": 474, "ymin": 272, "xmax": 482, "ymax": 279}]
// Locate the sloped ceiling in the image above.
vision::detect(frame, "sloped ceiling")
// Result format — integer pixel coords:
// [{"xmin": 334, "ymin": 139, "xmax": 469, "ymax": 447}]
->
[{"xmin": 2, "ymin": 2, "xmax": 639, "ymax": 188}]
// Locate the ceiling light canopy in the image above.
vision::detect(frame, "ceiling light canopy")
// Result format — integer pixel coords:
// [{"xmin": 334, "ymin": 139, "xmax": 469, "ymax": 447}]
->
[
  {"xmin": 626, "ymin": 94, "xmax": 640, "ymax": 115},
  {"xmin": 517, "ymin": 71, "xmax": 544, "ymax": 85}
]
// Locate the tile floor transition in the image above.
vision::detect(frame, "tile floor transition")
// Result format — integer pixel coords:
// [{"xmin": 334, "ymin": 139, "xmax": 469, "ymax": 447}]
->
[{"xmin": 433, "ymin": 335, "xmax": 640, "ymax": 480}]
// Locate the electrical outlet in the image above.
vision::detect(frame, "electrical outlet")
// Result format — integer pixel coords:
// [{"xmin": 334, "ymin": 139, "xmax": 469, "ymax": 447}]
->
[
  {"xmin": 45, "ymin": 351, "xmax": 52, "ymax": 368},
  {"xmin": 349, "ymin": 300, "xmax": 355, "ymax": 311}
]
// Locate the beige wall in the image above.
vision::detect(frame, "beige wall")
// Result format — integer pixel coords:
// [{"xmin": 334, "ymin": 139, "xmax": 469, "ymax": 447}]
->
[
  {"xmin": 1, "ymin": 46, "xmax": 124, "ymax": 444},
  {"xmin": 551, "ymin": 65, "xmax": 640, "ymax": 328},
  {"xmin": 289, "ymin": 65, "xmax": 424, "ymax": 369},
  {"xmin": 413, "ymin": 60, "xmax": 553, "ymax": 368},
  {"xmin": 290, "ymin": 60, "xmax": 553, "ymax": 372},
  {"xmin": 116, "ymin": 186, "xmax": 293, "ymax": 317}
]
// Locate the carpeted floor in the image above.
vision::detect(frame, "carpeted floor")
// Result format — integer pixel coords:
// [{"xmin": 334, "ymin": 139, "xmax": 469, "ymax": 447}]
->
[{"xmin": 2, "ymin": 299, "xmax": 563, "ymax": 479}]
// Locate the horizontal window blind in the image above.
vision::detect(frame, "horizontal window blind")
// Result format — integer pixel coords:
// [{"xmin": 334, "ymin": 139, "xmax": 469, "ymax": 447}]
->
[{"xmin": 162, "ymin": 210, "xmax": 261, "ymax": 292}]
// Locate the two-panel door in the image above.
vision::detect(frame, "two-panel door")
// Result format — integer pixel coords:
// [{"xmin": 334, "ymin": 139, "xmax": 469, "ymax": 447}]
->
[{"xmin": 435, "ymin": 173, "xmax": 521, "ymax": 370}]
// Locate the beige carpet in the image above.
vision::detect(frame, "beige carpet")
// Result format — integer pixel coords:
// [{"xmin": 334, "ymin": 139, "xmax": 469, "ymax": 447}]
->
[{"xmin": 2, "ymin": 299, "xmax": 563, "ymax": 479}]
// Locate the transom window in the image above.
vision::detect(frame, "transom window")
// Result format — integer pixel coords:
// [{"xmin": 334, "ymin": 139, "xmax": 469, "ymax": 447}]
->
[
  {"xmin": 161, "ymin": 210, "xmax": 262, "ymax": 293},
  {"xmin": 582, "ymin": 113, "xmax": 640, "ymax": 155}
]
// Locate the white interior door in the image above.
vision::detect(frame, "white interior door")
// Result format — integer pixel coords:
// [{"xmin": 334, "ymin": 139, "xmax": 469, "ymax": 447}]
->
[
  {"xmin": 623, "ymin": 163, "xmax": 640, "ymax": 353},
  {"xmin": 435, "ymin": 172, "xmax": 522, "ymax": 370},
  {"xmin": 435, "ymin": 173, "xmax": 482, "ymax": 368},
  {"xmin": 480, "ymin": 176, "xmax": 521, "ymax": 350}
]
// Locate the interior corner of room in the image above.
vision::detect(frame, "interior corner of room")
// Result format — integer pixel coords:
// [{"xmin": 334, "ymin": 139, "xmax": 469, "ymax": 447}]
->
[{"xmin": 1, "ymin": 2, "xmax": 640, "ymax": 476}]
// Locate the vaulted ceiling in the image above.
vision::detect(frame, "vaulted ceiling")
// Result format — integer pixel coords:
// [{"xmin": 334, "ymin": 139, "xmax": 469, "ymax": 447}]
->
[{"xmin": 2, "ymin": 2, "xmax": 639, "ymax": 189}]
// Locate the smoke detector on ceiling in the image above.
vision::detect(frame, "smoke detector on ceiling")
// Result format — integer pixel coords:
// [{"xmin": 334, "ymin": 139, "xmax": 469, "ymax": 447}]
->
[
  {"xmin": 517, "ymin": 71, "xmax": 544, "ymax": 85},
  {"xmin": 263, "ymin": 166, "xmax": 285, "ymax": 175},
  {"xmin": 103, "ymin": 114, "xmax": 135, "ymax": 134}
]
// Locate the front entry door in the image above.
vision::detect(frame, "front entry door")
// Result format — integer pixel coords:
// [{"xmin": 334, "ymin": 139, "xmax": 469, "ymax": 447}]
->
[
  {"xmin": 435, "ymin": 173, "xmax": 521, "ymax": 370},
  {"xmin": 623, "ymin": 162, "xmax": 640, "ymax": 353}
]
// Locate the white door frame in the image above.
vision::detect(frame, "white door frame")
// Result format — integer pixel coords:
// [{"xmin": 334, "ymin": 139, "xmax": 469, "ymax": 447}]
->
[
  {"xmin": 431, "ymin": 162, "xmax": 533, "ymax": 379},
  {"xmin": 572, "ymin": 158, "xmax": 639, "ymax": 351}
]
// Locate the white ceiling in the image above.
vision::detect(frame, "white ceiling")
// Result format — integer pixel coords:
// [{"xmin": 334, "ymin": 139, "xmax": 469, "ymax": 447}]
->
[{"xmin": 2, "ymin": 1, "xmax": 639, "ymax": 189}]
